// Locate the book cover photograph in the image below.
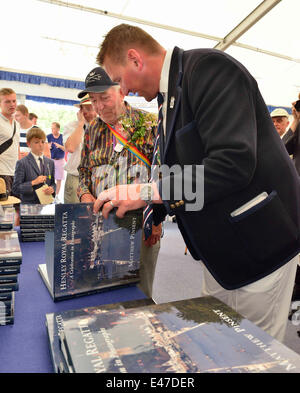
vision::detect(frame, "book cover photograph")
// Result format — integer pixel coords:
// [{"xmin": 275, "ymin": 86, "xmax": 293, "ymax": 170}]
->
[
  {"xmin": 0, "ymin": 206, "xmax": 15, "ymax": 230},
  {"xmin": 39, "ymin": 203, "xmax": 142, "ymax": 301},
  {"xmin": 51, "ymin": 296, "xmax": 300, "ymax": 373},
  {"xmin": 20, "ymin": 203, "xmax": 55, "ymax": 219},
  {"xmin": 0, "ymin": 231, "xmax": 22, "ymax": 265},
  {"xmin": 45, "ymin": 298, "xmax": 154, "ymax": 373}
]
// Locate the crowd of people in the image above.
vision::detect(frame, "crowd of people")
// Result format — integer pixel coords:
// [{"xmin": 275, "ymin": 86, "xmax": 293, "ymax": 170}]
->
[{"xmin": 0, "ymin": 23, "xmax": 300, "ymax": 342}]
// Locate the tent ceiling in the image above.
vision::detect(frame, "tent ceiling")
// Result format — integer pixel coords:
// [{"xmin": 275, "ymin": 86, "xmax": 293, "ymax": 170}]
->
[{"xmin": 1, "ymin": 0, "xmax": 299, "ymax": 107}]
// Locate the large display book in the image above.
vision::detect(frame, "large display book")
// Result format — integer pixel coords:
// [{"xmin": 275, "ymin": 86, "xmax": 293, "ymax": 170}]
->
[
  {"xmin": 45, "ymin": 298, "xmax": 154, "ymax": 373},
  {"xmin": 38, "ymin": 203, "xmax": 142, "ymax": 301},
  {"xmin": 0, "ymin": 206, "xmax": 15, "ymax": 231},
  {"xmin": 19, "ymin": 203, "xmax": 55, "ymax": 242},
  {"xmin": 0, "ymin": 231, "xmax": 22, "ymax": 326},
  {"xmin": 46, "ymin": 296, "xmax": 300, "ymax": 373}
]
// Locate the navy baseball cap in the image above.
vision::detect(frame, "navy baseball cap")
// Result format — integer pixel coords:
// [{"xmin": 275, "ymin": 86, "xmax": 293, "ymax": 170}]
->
[{"xmin": 78, "ymin": 67, "xmax": 118, "ymax": 98}]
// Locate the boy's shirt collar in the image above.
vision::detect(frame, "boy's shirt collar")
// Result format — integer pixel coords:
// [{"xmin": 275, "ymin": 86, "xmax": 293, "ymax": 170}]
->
[{"xmin": 31, "ymin": 152, "xmax": 44, "ymax": 160}]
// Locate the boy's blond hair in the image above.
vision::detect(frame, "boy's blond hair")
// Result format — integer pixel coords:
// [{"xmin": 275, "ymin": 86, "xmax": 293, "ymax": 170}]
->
[{"xmin": 26, "ymin": 127, "xmax": 46, "ymax": 143}]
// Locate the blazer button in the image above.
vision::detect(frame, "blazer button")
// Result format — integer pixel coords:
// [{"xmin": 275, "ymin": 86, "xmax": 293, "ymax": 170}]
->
[
  {"xmin": 175, "ymin": 202, "xmax": 180, "ymax": 207},
  {"xmin": 170, "ymin": 204, "xmax": 175, "ymax": 209},
  {"xmin": 179, "ymin": 200, "xmax": 184, "ymax": 206}
]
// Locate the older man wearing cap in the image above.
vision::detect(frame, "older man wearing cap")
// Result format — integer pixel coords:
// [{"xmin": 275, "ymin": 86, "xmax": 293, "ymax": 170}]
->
[
  {"xmin": 270, "ymin": 108, "xmax": 290, "ymax": 137},
  {"xmin": 77, "ymin": 66, "xmax": 161, "ymax": 299},
  {"xmin": 63, "ymin": 95, "xmax": 97, "ymax": 203}
]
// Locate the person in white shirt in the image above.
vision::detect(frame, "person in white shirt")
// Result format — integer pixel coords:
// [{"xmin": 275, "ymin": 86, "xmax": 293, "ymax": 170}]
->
[
  {"xmin": 63, "ymin": 95, "xmax": 97, "ymax": 203},
  {"xmin": 0, "ymin": 88, "xmax": 19, "ymax": 195},
  {"xmin": 14, "ymin": 104, "xmax": 33, "ymax": 158}
]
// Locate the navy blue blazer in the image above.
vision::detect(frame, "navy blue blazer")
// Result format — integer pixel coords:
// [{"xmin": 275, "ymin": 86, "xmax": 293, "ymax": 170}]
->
[
  {"xmin": 13, "ymin": 153, "xmax": 56, "ymax": 204},
  {"xmin": 154, "ymin": 47, "xmax": 300, "ymax": 289}
]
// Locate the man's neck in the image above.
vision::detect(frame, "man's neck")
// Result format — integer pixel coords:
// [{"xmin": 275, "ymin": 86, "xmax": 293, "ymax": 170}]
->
[
  {"xmin": 110, "ymin": 104, "xmax": 127, "ymax": 127},
  {"xmin": 20, "ymin": 120, "xmax": 32, "ymax": 129},
  {"xmin": 1, "ymin": 112, "xmax": 14, "ymax": 124}
]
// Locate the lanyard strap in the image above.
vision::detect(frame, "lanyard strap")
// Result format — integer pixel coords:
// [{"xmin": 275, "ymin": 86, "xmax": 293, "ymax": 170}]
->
[{"xmin": 106, "ymin": 123, "xmax": 151, "ymax": 168}]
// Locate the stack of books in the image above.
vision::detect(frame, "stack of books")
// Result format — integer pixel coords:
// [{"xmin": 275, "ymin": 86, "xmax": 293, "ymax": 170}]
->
[
  {"xmin": 20, "ymin": 204, "xmax": 55, "ymax": 242},
  {"xmin": 0, "ymin": 231, "xmax": 22, "ymax": 325},
  {"xmin": 45, "ymin": 296, "xmax": 300, "ymax": 373}
]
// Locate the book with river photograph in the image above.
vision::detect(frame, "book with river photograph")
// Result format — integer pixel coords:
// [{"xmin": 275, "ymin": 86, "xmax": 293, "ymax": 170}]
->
[{"xmin": 38, "ymin": 203, "xmax": 142, "ymax": 301}]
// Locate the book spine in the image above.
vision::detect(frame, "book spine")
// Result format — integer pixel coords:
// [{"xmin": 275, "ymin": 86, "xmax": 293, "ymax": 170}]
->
[
  {"xmin": 0, "ymin": 301, "xmax": 13, "ymax": 316},
  {"xmin": 0, "ymin": 292, "xmax": 13, "ymax": 301},
  {"xmin": 0, "ymin": 266, "xmax": 21, "ymax": 275},
  {"xmin": 0, "ymin": 258, "xmax": 22, "ymax": 266},
  {"xmin": 0, "ymin": 282, "xmax": 19, "ymax": 292},
  {"xmin": 0, "ymin": 315, "xmax": 14, "ymax": 325},
  {"xmin": 0, "ymin": 275, "xmax": 18, "ymax": 284},
  {"xmin": 0, "ymin": 224, "xmax": 14, "ymax": 230}
]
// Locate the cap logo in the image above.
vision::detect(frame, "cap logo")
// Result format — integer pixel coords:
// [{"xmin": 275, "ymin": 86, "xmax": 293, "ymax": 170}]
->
[{"xmin": 86, "ymin": 72, "xmax": 102, "ymax": 84}]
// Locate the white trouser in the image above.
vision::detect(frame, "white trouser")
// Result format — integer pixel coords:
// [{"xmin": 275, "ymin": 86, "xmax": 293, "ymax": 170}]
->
[{"xmin": 201, "ymin": 256, "xmax": 298, "ymax": 342}]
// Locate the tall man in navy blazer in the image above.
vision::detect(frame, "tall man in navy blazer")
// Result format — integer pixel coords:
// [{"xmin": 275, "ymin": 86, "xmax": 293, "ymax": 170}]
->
[
  {"xmin": 94, "ymin": 24, "xmax": 300, "ymax": 341},
  {"xmin": 13, "ymin": 127, "xmax": 56, "ymax": 204}
]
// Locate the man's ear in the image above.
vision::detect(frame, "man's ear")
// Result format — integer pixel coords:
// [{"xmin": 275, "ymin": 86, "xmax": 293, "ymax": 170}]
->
[{"xmin": 127, "ymin": 49, "xmax": 143, "ymax": 70}]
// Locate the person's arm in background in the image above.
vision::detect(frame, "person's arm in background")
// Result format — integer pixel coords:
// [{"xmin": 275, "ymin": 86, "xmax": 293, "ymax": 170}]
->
[
  {"xmin": 282, "ymin": 102, "xmax": 300, "ymax": 154},
  {"xmin": 65, "ymin": 111, "xmax": 85, "ymax": 153},
  {"xmin": 77, "ymin": 127, "xmax": 95, "ymax": 203}
]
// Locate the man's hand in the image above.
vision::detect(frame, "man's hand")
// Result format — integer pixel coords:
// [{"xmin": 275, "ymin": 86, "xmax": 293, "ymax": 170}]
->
[
  {"xmin": 32, "ymin": 175, "xmax": 46, "ymax": 186},
  {"xmin": 43, "ymin": 186, "xmax": 54, "ymax": 195},
  {"xmin": 290, "ymin": 101, "xmax": 300, "ymax": 133},
  {"xmin": 77, "ymin": 109, "xmax": 85, "ymax": 123},
  {"xmin": 93, "ymin": 184, "xmax": 147, "ymax": 219},
  {"xmin": 80, "ymin": 193, "xmax": 96, "ymax": 203},
  {"xmin": 144, "ymin": 223, "xmax": 162, "ymax": 247}
]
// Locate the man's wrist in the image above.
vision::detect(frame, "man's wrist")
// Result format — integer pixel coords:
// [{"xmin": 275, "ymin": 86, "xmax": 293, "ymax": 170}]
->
[
  {"xmin": 139, "ymin": 183, "xmax": 162, "ymax": 204},
  {"xmin": 140, "ymin": 184, "xmax": 153, "ymax": 205}
]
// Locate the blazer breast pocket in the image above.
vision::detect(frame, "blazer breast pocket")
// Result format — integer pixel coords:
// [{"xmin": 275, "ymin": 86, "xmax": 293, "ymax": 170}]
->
[
  {"xmin": 229, "ymin": 190, "xmax": 299, "ymax": 262},
  {"xmin": 175, "ymin": 121, "xmax": 204, "ymax": 165}
]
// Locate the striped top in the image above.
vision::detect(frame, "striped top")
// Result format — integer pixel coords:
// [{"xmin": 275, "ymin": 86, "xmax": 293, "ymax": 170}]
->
[
  {"xmin": 19, "ymin": 127, "xmax": 31, "ymax": 153},
  {"xmin": 78, "ymin": 102, "xmax": 157, "ymax": 199}
]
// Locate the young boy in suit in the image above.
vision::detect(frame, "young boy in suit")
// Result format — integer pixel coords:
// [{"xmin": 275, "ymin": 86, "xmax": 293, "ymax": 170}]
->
[{"xmin": 12, "ymin": 127, "xmax": 56, "ymax": 204}]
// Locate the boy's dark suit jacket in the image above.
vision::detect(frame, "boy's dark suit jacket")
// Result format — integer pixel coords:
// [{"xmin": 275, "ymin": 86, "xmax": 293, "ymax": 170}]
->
[
  {"xmin": 13, "ymin": 153, "xmax": 56, "ymax": 204},
  {"xmin": 154, "ymin": 47, "xmax": 300, "ymax": 290}
]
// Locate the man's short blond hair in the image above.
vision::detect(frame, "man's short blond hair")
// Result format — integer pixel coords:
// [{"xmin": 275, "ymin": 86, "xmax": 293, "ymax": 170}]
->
[
  {"xmin": 26, "ymin": 127, "xmax": 46, "ymax": 143},
  {"xmin": 0, "ymin": 88, "xmax": 15, "ymax": 100},
  {"xmin": 97, "ymin": 23, "xmax": 162, "ymax": 65}
]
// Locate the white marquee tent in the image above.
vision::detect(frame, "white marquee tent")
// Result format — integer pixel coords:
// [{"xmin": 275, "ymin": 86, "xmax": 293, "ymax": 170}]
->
[{"xmin": 1, "ymin": 0, "xmax": 299, "ymax": 110}]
